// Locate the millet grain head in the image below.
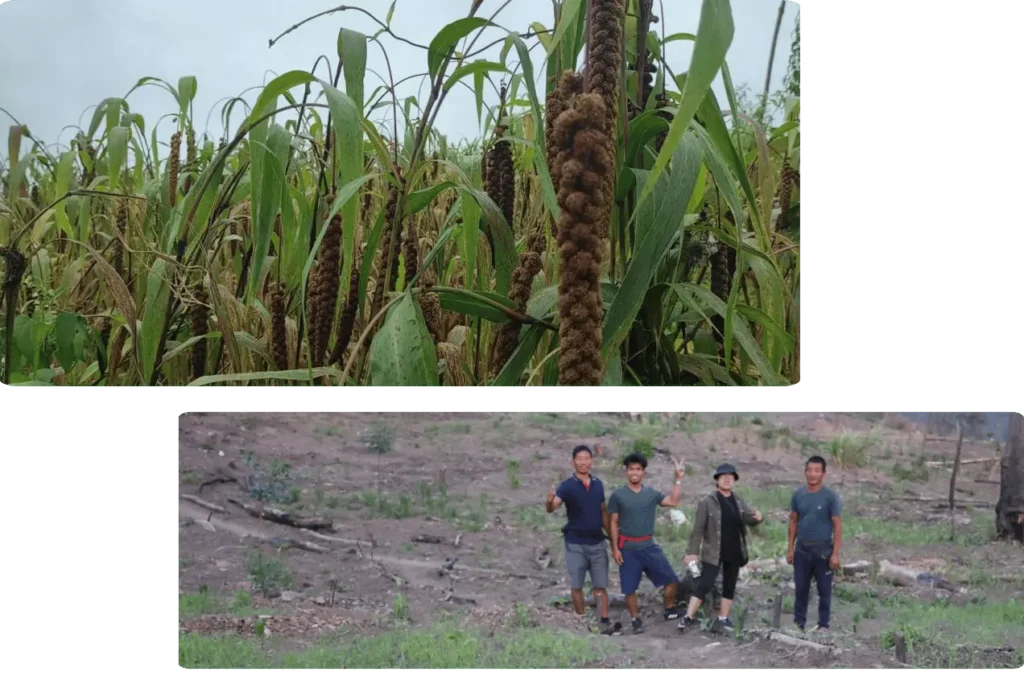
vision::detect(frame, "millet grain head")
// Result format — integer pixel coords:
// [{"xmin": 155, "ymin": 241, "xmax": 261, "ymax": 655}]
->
[
  {"xmin": 552, "ymin": 93, "xmax": 611, "ymax": 385},
  {"xmin": 190, "ymin": 286, "xmax": 209, "ymax": 380},
  {"xmin": 168, "ymin": 131, "xmax": 182, "ymax": 209},
  {"xmin": 270, "ymin": 283, "xmax": 289, "ymax": 370}
]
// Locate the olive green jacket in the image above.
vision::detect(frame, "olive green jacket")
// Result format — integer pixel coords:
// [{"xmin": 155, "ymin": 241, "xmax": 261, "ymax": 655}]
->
[{"xmin": 685, "ymin": 491, "xmax": 763, "ymax": 567}]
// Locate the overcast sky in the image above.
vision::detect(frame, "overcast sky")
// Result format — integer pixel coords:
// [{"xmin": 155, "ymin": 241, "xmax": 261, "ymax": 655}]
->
[{"xmin": 0, "ymin": 0, "xmax": 797, "ymax": 154}]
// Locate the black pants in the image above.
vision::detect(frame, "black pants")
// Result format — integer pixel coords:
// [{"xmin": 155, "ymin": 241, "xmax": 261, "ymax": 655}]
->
[
  {"xmin": 793, "ymin": 542, "xmax": 833, "ymax": 628},
  {"xmin": 696, "ymin": 560, "xmax": 740, "ymax": 601}
]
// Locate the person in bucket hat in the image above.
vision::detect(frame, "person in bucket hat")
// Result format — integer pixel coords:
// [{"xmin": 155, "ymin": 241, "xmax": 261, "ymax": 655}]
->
[{"xmin": 677, "ymin": 463, "xmax": 764, "ymax": 635}]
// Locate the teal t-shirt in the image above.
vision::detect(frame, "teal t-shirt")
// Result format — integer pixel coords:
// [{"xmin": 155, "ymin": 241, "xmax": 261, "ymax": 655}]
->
[
  {"xmin": 608, "ymin": 485, "xmax": 665, "ymax": 550},
  {"xmin": 790, "ymin": 485, "xmax": 842, "ymax": 545}
]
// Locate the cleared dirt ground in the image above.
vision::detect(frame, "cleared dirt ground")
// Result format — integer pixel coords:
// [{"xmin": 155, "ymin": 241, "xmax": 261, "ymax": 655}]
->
[{"xmin": 178, "ymin": 412, "xmax": 1024, "ymax": 669}]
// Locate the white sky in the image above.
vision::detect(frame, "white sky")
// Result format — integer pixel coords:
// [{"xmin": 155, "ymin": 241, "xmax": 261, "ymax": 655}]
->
[{"xmin": 0, "ymin": 0, "xmax": 797, "ymax": 153}]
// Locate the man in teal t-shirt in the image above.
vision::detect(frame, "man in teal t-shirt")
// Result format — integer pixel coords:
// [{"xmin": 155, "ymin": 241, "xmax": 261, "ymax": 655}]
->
[
  {"xmin": 787, "ymin": 455, "xmax": 843, "ymax": 636},
  {"xmin": 608, "ymin": 452, "xmax": 684, "ymax": 634}
]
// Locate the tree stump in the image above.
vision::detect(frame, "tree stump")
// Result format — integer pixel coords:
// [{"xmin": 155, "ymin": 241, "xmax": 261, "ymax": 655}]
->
[{"xmin": 996, "ymin": 413, "xmax": 1024, "ymax": 542}]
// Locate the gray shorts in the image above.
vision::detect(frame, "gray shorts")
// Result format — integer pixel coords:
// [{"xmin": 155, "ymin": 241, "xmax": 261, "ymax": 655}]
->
[{"xmin": 564, "ymin": 541, "xmax": 609, "ymax": 590}]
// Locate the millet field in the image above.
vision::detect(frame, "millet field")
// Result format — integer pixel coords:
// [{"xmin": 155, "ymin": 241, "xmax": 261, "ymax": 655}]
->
[{"xmin": 0, "ymin": 0, "xmax": 800, "ymax": 385}]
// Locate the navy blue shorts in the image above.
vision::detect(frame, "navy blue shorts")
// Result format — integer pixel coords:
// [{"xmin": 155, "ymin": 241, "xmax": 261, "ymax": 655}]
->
[{"xmin": 619, "ymin": 544, "xmax": 679, "ymax": 595}]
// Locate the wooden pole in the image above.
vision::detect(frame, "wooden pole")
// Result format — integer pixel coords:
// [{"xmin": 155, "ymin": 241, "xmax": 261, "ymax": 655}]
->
[
  {"xmin": 772, "ymin": 589, "xmax": 783, "ymax": 628},
  {"xmin": 949, "ymin": 421, "xmax": 965, "ymax": 539}
]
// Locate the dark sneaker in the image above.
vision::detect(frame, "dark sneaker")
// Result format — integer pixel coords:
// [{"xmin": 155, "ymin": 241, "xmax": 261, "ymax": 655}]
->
[
  {"xmin": 663, "ymin": 607, "xmax": 681, "ymax": 621},
  {"xmin": 718, "ymin": 618, "xmax": 736, "ymax": 635},
  {"xmin": 632, "ymin": 618, "xmax": 644, "ymax": 635},
  {"xmin": 598, "ymin": 622, "xmax": 622, "ymax": 639},
  {"xmin": 677, "ymin": 615, "xmax": 696, "ymax": 633},
  {"xmin": 599, "ymin": 619, "xmax": 614, "ymax": 635}
]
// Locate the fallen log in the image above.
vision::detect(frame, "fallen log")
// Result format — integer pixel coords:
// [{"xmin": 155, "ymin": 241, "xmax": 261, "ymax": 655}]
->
[
  {"xmin": 227, "ymin": 498, "xmax": 333, "ymax": 530},
  {"xmin": 180, "ymin": 494, "xmax": 227, "ymax": 513},
  {"xmin": 893, "ymin": 495, "xmax": 992, "ymax": 507},
  {"xmin": 412, "ymin": 534, "xmax": 445, "ymax": 544},
  {"xmin": 299, "ymin": 529, "xmax": 372, "ymax": 547},
  {"xmin": 758, "ymin": 630, "xmax": 835, "ymax": 653},
  {"xmin": 926, "ymin": 457, "xmax": 999, "ymax": 467},
  {"xmin": 265, "ymin": 537, "xmax": 329, "ymax": 554},
  {"xmin": 878, "ymin": 560, "xmax": 965, "ymax": 593},
  {"xmin": 742, "ymin": 558, "xmax": 871, "ymax": 577}
]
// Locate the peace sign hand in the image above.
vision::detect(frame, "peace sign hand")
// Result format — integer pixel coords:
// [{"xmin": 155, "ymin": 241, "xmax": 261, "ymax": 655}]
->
[{"xmin": 671, "ymin": 456, "xmax": 686, "ymax": 481}]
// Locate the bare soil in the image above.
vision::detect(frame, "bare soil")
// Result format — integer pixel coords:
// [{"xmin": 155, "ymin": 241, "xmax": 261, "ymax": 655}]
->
[{"xmin": 179, "ymin": 412, "xmax": 1024, "ymax": 668}]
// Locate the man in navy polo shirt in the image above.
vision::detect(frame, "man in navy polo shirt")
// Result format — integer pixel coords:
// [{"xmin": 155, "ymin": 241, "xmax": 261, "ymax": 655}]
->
[{"xmin": 546, "ymin": 444, "xmax": 614, "ymax": 634}]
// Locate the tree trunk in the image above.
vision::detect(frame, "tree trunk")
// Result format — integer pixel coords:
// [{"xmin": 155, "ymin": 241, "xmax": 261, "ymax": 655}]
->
[
  {"xmin": 949, "ymin": 421, "xmax": 964, "ymax": 539},
  {"xmin": 996, "ymin": 413, "xmax": 1024, "ymax": 541}
]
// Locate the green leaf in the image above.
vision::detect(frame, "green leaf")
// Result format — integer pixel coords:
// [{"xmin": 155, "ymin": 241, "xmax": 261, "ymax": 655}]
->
[
  {"xmin": 736, "ymin": 303, "xmax": 793, "ymax": 353},
  {"xmin": 428, "ymin": 17, "xmax": 491, "ymax": 80},
  {"xmin": 511, "ymin": 36, "xmax": 558, "ymax": 222},
  {"xmin": 188, "ymin": 367, "xmax": 341, "ymax": 386},
  {"xmin": 602, "ymin": 134, "xmax": 702, "ymax": 361},
  {"xmin": 407, "ymin": 181, "xmax": 456, "ymax": 216},
  {"xmin": 531, "ymin": 21, "xmax": 552, "ymax": 53},
  {"xmin": 697, "ymin": 85, "xmax": 764, "ymax": 245},
  {"xmin": 679, "ymin": 353, "xmax": 737, "ymax": 385},
  {"xmin": 177, "ymin": 76, "xmax": 197, "ymax": 119},
  {"xmin": 162, "ymin": 331, "xmax": 221, "ymax": 364},
  {"xmin": 444, "ymin": 60, "xmax": 507, "ymax": 91},
  {"xmin": 235, "ymin": 331, "xmax": 275, "ymax": 366},
  {"xmin": 246, "ymin": 123, "xmax": 293, "ymax": 303},
  {"xmin": 545, "ymin": 0, "xmax": 583, "ymax": 56},
  {"xmin": 338, "ymin": 29, "xmax": 368, "ymax": 114},
  {"xmin": 359, "ymin": 209, "xmax": 387, "ymax": 309},
  {"xmin": 107, "ymin": 126, "xmax": 128, "ymax": 191},
  {"xmin": 435, "ymin": 289, "xmax": 518, "ymax": 325},
  {"xmin": 52, "ymin": 151, "xmax": 75, "ymax": 236},
  {"xmin": 491, "ymin": 325, "xmax": 544, "ymax": 386},
  {"xmin": 321, "ymin": 81, "xmax": 363, "ymax": 293},
  {"xmin": 412, "ymin": 223, "xmax": 457, "ymax": 289},
  {"xmin": 637, "ymin": 0, "xmax": 733, "ymax": 210},
  {"xmin": 474, "ymin": 68, "xmax": 485, "ymax": 126},
  {"xmin": 460, "ymin": 186, "xmax": 480, "ymax": 291},
  {"xmin": 386, "ymin": 1, "xmax": 396, "ymax": 25},
  {"xmin": 462, "ymin": 186, "xmax": 515, "ymax": 296},
  {"xmin": 13, "ymin": 314, "xmax": 35, "ymax": 360},
  {"xmin": 367, "ymin": 294, "xmax": 439, "ymax": 385},
  {"xmin": 668, "ymin": 283, "xmax": 785, "ymax": 386},
  {"xmin": 248, "ymin": 71, "xmax": 316, "ymax": 126},
  {"xmin": 53, "ymin": 312, "xmax": 85, "ymax": 373},
  {"xmin": 602, "ymin": 351, "xmax": 623, "ymax": 386},
  {"xmin": 8, "ymin": 380, "xmax": 55, "ymax": 387},
  {"xmin": 140, "ymin": 258, "xmax": 173, "ymax": 384}
]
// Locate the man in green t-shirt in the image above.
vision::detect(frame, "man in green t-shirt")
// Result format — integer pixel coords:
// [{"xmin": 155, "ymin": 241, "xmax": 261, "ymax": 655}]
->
[{"xmin": 608, "ymin": 452, "xmax": 685, "ymax": 634}]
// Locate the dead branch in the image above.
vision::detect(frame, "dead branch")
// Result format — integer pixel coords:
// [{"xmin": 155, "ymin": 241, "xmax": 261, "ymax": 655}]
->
[
  {"xmin": 180, "ymin": 494, "xmax": 227, "ymax": 513},
  {"xmin": 196, "ymin": 475, "xmax": 238, "ymax": 495},
  {"xmin": 878, "ymin": 559, "xmax": 965, "ymax": 593},
  {"xmin": 412, "ymin": 534, "xmax": 445, "ymax": 544},
  {"xmin": 926, "ymin": 457, "xmax": 999, "ymax": 467},
  {"xmin": 892, "ymin": 495, "xmax": 992, "ymax": 507},
  {"xmin": 265, "ymin": 537, "xmax": 329, "ymax": 554},
  {"xmin": 227, "ymin": 498, "xmax": 333, "ymax": 530},
  {"xmin": 300, "ymin": 528, "xmax": 375, "ymax": 547},
  {"xmin": 754, "ymin": 629, "xmax": 835, "ymax": 653}
]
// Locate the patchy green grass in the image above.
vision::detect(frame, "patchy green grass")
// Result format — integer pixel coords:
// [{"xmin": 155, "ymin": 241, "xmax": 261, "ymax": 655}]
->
[
  {"xmin": 879, "ymin": 598, "xmax": 1024, "ymax": 668},
  {"xmin": 179, "ymin": 617, "xmax": 619, "ymax": 668},
  {"xmin": 826, "ymin": 431, "xmax": 879, "ymax": 468},
  {"xmin": 425, "ymin": 422, "xmax": 472, "ymax": 438},
  {"xmin": 845, "ymin": 514, "xmax": 991, "ymax": 547},
  {"xmin": 513, "ymin": 505, "xmax": 562, "ymax": 533},
  {"xmin": 179, "ymin": 589, "xmax": 275, "ymax": 619},
  {"xmin": 524, "ymin": 414, "xmax": 616, "ymax": 438}
]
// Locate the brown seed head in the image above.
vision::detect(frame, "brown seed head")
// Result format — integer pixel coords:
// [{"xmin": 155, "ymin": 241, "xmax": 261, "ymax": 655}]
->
[
  {"xmin": 168, "ymin": 131, "xmax": 182, "ymax": 208},
  {"xmin": 552, "ymin": 93, "xmax": 610, "ymax": 385}
]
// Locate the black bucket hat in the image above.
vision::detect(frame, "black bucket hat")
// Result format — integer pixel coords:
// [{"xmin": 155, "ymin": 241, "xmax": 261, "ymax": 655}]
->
[{"xmin": 713, "ymin": 463, "xmax": 739, "ymax": 481}]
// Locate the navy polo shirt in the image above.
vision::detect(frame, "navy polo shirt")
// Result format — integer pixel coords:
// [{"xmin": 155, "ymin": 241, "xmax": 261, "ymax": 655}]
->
[{"xmin": 556, "ymin": 474, "xmax": 606, "ymax": 545}]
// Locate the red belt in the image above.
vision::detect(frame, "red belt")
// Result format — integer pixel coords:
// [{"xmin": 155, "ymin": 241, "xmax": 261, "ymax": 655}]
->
[{"xmin": 618, "ymin": 534, "xmax": 652, "ymax": 550}]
